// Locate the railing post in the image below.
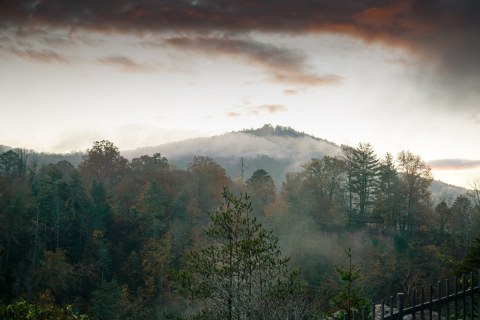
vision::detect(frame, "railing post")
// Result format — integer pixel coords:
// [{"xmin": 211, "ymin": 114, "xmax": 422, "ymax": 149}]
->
[
  {"xmin": 389, "ymin": 296, "xmax": 393, "ymax": 320},
  {"xmin": 420, "ymin": 287, "xmax": 424, "ymax": 320},
  {"xmin": 454, "ymin": 276, "xmax": 458, "ymax": 320},
  {"xmin": 462, "ymin": 273, "xmax": 466, "ymax": 320},
  {"xmin": 362, "ymin": 305, "xmax": 366, "ymax": 320},
  {"xmin": 446, "ymin": 278, "xmax": 450, "ymax": 320},
  {"xmin": 397, "ymin": 293, "xmax": 404, "ymax": 320},
  {"xmin": 412, "ymin": 289, "xmax": 416, "ymax": 320},
  {"xmin": 478, "ymin": 269, "xmax": 480, "ymax": 320},
  {"xmin": 429, "ymin": 284, "xmax": 433, "ymax": 320},
  {"xmin": 381, "ymin": 300, "xmax": 385, "ymax": 320},
  {"xmin": 438, "ymin": 281, "xmax": 442, "ymax": 320},
  {"xmin": 469, "ymin": 272, "xmax": 474, "ymax": 320},
  {"xmin": 371, "ymin": 303, "xmax": 375, "ymax": 320}
]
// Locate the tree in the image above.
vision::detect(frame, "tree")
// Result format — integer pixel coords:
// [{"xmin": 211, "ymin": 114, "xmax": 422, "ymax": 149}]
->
[
  {"xmin": 451, "ymin": 195, "xmax": 473, "ymax": 253},
  {"xmin": 396, "ymin": 151, "xmax": 433, "ymax": 236},
  {"xmin": 342, "ymin": 144, "xmax": 380, "ymax": 221},
  {"xmin": 434, "ymin": 200, "xmax": 451, "ymax": 236},
  {"xmin": 0, "ymin": 149, "xmax": 27, "ymax": 179},
  {"xmin": 467, "ymin": 180, "xmax": 480, "ymax": 238},
  {"xmin": 282, "ymin": 157, "xmax": 345, "ymax": 225},
  {"xmin": 79, "ymin": 140, "xmax": 128, "ymax": 190},
  {"xmin": 454, "ymin": 236, "xmax": 480, "ymax": 275},
  {"xmin": 188, "ymin": 156, "xmax": 229, "ymax": 215},
  {"xmin": 0, "ymin": 300, "xmax": 90, "ymax": 320},
  {"xmin": 139, "ymin": 181, "xmax": 168, "ymax": 242},
  {"xmin": 246, "ymin": 169, "xmax": 276, "ymax": 216},
  {"xmin": 130, "ymin": 153, "xmax": 169, "ymax": 177},
  {"xmin": 331, "ymin": 248, "xmax": 369, "ymax": 319},
  {"xmin": 35, "ymin": 249, "xmax": 74, "ymax": 302},
  {"xmin": 176, "ymin": 189, "xmax": 304, "ymax": 320},
  {"xmin": 375, "ymin": 153, "xmax": 402, "ymax": 229}
]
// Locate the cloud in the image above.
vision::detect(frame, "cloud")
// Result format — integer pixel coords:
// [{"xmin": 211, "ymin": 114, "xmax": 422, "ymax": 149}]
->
[
  {"xmin": 271, "ymin": 73, "xmax": 343, "ymax": 86},
  {"xmin": 97, "ymin": 55, "xmax": 153, "ymax": 72},
  {"xmin": 226, "ymin": 105, "xmax": 288, "ymax": 117},
  {"xmin": 1, "ymin": 0, "xmax": 480, "ymax": 99},
  {"xmin": 164, "ymin": 35, "xmax": 341, "ymax": 87},
  {"xmin": 165, "ymin": 35, "xmax": 304, "ymax": 71},
  {"xmin": 429, "ymin": 159, "xmax": 480, "ymax": 171},
  {"xmin": 249, "ymin": 104, "xmax": 287, "ymax": 115},
  {"xmin": 283, "ymin": 89, "xmax": 298, "ymax": 96},
  {"xmin": 226, "ymin": 111, "xmax": 241, "ymax": 117},
  {"xmin": 9, "ymin": 47, "xmax": 70, "ymax": 63}
]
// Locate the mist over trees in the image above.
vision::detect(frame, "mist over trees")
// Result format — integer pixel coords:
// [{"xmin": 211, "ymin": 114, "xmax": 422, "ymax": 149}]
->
[{"xmin": 1, "ymin": 138, "xmax": 479, "ymax": 319}]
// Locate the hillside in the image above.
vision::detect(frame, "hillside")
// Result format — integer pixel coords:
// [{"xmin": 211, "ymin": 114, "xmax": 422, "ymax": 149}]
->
[
  {"xmin": 1, "ymin": 125, "xmax": 468, "ymax": 198},
  {"xmin": 122, "ymin": 124, "xmax": 341, "ymax": 186}
]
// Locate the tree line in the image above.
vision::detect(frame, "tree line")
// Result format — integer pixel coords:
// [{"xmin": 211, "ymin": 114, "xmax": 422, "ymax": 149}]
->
[{"xmin": 0, "ymin": 140, "xmax": 479, "ymax": 319}]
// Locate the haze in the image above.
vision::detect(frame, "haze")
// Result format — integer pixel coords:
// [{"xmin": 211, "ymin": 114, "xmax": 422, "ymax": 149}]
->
[{"xmin": 1, "ymin": 1, "xmax": 480, "ymax": 188}]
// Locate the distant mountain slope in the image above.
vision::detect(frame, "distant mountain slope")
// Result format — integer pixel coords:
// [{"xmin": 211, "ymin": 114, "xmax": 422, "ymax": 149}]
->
[
  {"xmin": 429, "ymin": 180, "xmax": 467, "ymax": 201},
  {"xmin": 0, "ymin": 144, "xmax": 84, "ymax": 167},
  {"xmin": 123, "ymin": 124, "xmax": 468, "ymax": 198},
  {"xmin": 122, "ymin": 124, "xmax": 341, "ymax": 186},
  {"xmin": 2, "ymin": 125, "xmax": 469, "ymax": 199}
]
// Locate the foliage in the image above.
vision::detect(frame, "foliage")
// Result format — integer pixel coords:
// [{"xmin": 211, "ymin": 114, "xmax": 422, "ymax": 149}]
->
[
  {"xmin": 454, "ymin": 236, "xmax": 480, "ymax": 275},
  {"xmin": 246, "ymin": 168, "xmax": 276, "ymax": 216},
  {"xmin": 0, "ymin": 300, "xmax": 90, "ymax": 320},
  {"xmin": 0, "ymin": 140, "xmax": 478, "ymax": 319},
  {"xmin": 331, "ymin": 248, "xmax": 370, "ymax": 319},
  {"xmin": 174, "ymin": 189, "xmax": 305, "ymax": 319}
]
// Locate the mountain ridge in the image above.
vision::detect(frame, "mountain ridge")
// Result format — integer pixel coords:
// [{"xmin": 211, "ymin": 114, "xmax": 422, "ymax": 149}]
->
[
  {"xmin": 1, "ymin": 125, "xmax": 469, "ymax": 197},
  {"xmin": 121, "ymin": 124, "xmax": 340, "ymax": 186}
]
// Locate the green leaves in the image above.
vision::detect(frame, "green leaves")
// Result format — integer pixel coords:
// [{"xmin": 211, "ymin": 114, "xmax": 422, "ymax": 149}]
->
[{"xmin": 0, "ymin": 300, "xmax": 90, "ymax": 320}]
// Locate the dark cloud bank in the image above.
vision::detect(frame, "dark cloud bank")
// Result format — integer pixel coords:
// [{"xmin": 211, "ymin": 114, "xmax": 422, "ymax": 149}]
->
[{"xmin": 1, "ymin": 0, "xmax": 480, "ymax": 99}]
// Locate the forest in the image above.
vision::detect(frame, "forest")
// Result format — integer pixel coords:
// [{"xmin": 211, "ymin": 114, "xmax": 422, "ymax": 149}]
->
[{"xmin": 0, "ymin": 140, "xmax": 479, "ymax": 319}]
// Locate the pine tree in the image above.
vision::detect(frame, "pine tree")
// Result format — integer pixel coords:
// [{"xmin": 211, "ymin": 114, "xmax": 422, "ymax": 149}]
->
[
  {"xmin": 332, "ymin": 248, "xmax": 370, "ymax": 319},
  {"xmin": 175, "ymin": 189, "xmax": 304, "ymax": 319}
]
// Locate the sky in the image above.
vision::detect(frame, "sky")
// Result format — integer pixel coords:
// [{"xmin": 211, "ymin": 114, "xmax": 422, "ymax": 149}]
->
[{"xmin": 1, "ymin": 0, "xmax": 480, "ymax": 188}]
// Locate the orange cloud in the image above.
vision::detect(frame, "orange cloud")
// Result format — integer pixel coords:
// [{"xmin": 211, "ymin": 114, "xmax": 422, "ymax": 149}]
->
[
  {"xmin": 2, "ymin": 0, "xmax": 480, "ymax": 98},
  {"xmin": 249, "ymin": 104, "xmax": 288, "ymax": 115}
]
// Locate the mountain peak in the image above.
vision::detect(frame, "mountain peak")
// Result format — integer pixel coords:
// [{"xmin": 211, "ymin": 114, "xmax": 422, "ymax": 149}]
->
[{"xmin": 239, "ymin": 124, "xmax": 316, "ymax": 139}]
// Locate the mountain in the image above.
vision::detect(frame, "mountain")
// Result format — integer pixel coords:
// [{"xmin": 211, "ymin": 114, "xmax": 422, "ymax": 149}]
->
[
  {"xmin": 123, "ymin": 124, "xmax": 468, "ymax": 199},
  {"xmin": 1, "ymin": 125, "xmax": 468, "ymax": 199},
  {"xmin": 0, "ymin": 144, "xmax": 84, "ymax": 167},
  {"xmin": 429, "ymin": 180, "xmax": 467, "ymax": 201},
  {"xmin": 122, "ymin": 124, "xmax": 341, "ymax": 186}
]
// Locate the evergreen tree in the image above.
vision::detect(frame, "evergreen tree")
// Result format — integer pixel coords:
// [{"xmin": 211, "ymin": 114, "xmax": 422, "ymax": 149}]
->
[
  {"xmin": 175, "ymin": 189, "xmax": 304, "ymax": 320},
  {"xmin": 342, "ymin": 144, "xmax": 380, "ymax": 221},
  {"xmin": 331, "ymin": 248, "xmax": 369, "ymax": 320}
]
